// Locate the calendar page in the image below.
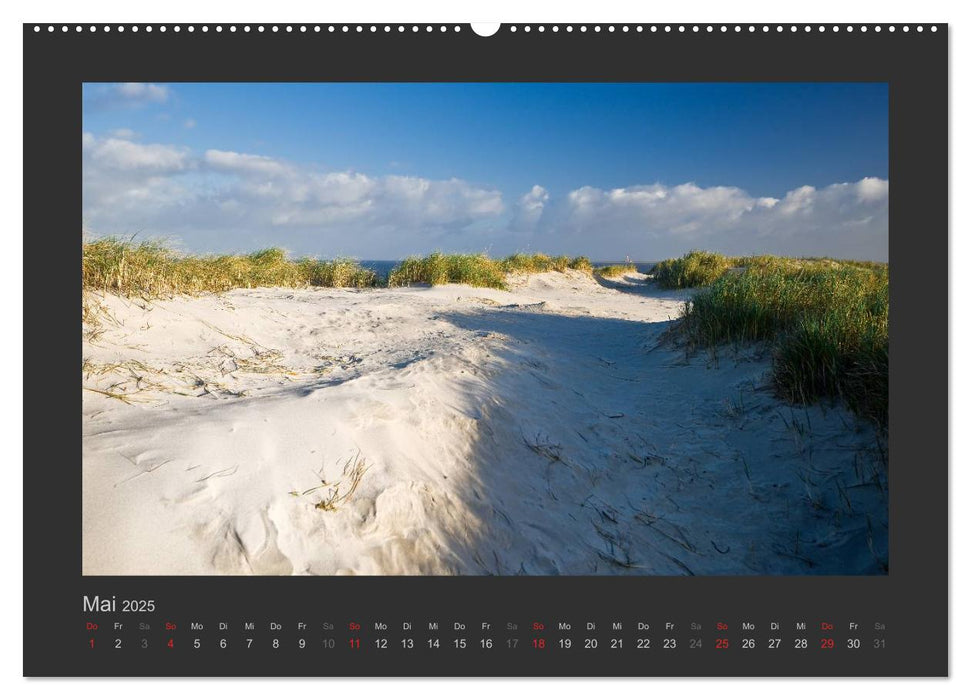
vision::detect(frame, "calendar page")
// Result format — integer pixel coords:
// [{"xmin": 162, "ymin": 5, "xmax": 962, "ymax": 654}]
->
[{"xmin": 23, "ymin": 21, "xmax": 947, "ymax": 677}]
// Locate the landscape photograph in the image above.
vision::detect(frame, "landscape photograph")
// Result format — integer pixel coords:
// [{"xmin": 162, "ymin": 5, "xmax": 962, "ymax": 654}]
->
[{"xmin": 81, "ymin": 82, "xmax": 889, "ymax": 576}]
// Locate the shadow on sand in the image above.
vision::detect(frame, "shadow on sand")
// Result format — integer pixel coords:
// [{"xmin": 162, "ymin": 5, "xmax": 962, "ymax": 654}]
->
[{"xmin": 427, "ymin": 306, "xmax": 888, "ymax": 576}]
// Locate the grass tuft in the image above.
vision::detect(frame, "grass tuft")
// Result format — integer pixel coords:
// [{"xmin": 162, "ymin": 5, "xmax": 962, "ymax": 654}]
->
[
  {"xmin": 568, "ymin": 256, "xmax": 593, "ymax": 273},
  {"xmin": 85, "ymin": 240, "xmax": 595, "ymax": 296},
  {"xmin": 387, "ymin": 252, "xmax": 594, "ymax": 289},
  {"xmin": 653, "ymin": 250, "xmax": 888, "ymax": 289},
  {"xmin": 595, "ymin": 263, "xmax": 638, "ymax": 278},
  {"xmin": 295, "ymin": 258, "xmax": 378, "ymax": 288},
  {"xmin": 288, "ymin": 453, "xmax": 370, "ymax": 512},
  {"xmin": 387, "ymin": 252, "xmax": 507, "ymax": 289},
  {"xmin": 653, "ymin": 250, "xmax": 737, "ymax": 289},
  {"xmin": 82, "ymin": 238, "xmax": 379, "ymax": 296},
  {"xmin": 679, "ymin": 262, "xmax": 888, "ymax": 427}
]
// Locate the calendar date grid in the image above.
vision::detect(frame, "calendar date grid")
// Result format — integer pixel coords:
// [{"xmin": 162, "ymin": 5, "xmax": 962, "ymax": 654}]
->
[{"xmin": 84, "ymin": 617, "xmax": 888, "ymax": 656}]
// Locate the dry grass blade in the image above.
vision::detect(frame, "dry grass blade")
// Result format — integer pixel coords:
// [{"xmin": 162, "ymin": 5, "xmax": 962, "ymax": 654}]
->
[{"xmin": 288, "ymin": 452, "xmax": 371, "ymax": 512}]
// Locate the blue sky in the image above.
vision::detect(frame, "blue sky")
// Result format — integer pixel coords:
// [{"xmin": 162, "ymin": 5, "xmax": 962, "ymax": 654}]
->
[{"xmin": 82, "ymin": 82, "xmax": 889, "ymax": 260}]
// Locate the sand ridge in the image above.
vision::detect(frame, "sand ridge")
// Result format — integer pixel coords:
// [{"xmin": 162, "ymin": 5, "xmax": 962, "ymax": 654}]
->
[{"xmin": 82, "ymin": 271, "xmax": 888, "ymax": 575}]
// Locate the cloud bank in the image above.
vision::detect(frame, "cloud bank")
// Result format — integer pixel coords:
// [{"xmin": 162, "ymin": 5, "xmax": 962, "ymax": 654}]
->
[
  {"xmin": 82, "ymin": 132, "xmax": 888, "ymax": 261},
  {"xmin": 85, "ymin": 83, "xmax": 172, "ymax": 110},
  {"xmin": 532, "ymin": 178, "xmax": 889, "ymax": 261}
]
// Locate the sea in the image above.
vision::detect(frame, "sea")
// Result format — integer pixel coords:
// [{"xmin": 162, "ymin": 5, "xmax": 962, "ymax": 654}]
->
[{"xmin": 359, "ymin": 260, "xmax": 659, "ymax": 280}]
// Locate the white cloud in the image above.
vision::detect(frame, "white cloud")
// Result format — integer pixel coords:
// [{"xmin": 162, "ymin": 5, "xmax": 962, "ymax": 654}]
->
[
  {"xmin": 204, "ymin": 149, "xmax": 292, "ymax": 177},
  {"xmin": 116, "ymin": 83, "xmax": 170, "ymax": 103},
  {"xmin": 86, "ymin": 83, "xmax": 171, "ymax": 110},
  {"xmin": 107, "ymin": 128, "xmax": 138, "ymax": 140},
  {"xmin": 184, "ymin": 118, "xmax": 197, "ymax": 129},
  {"xmin": 378, "ymin": 176, "xmax": 504, "ymax": 224},
  {"xmin": 81, "ymin": 134, "xmax": 195, "ymax": 229},
  {"xmin": 85, "ymin": 137, "xmax": 189, "ymax": 172},
  {"xmin": 511, "ymin": 185, "xmax": 549, "ymax": 231},
  {"xmin": 856, "ymin": 176, "xmax": 889, "ymax": 202},
  {"xmin": 532, "ymin": 178, "xmax": 889, "ymax": 261},
  {"xmin": 81, "ymin": 131, "xmax": 887, "ymax": 261},
  {"xmin": 83, "ymin": 133, "xmax": 506, "ymax": 256}
]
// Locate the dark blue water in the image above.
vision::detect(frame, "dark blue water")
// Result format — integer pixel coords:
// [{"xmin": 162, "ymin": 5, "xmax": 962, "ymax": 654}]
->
[{"xmin": 358, "ymin": 260, "xmax": 659, "ymax": 279}]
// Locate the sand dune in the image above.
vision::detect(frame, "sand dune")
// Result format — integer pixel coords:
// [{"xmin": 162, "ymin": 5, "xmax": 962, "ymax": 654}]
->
[{"xmin": 82, "ymin": 270, "xmax": 888, "ymax": 575}]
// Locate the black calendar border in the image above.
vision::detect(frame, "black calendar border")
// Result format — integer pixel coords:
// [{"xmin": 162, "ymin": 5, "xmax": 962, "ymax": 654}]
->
[{"xmin": 23, "ymin": 23, "xmax": 948, "ymax": 677}]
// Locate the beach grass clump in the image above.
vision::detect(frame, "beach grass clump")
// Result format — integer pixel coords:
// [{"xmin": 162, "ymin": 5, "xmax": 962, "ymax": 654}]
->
[
  {"xmin": 731, "ymin": 254, "xmax": 786, "ymax": 270},
  {"xmin": 387, "ymin": 251, "xmax": 594, "ymax": 289},
  {"xmin": 387, "ymin": 252, "xmax": 507, "ymax": 289},
  {"xmin": 500, "ymin": 253, "xmax": 586, "ymax": 274},
  {"xmin": 653, "ymin": 250, "xmax": 737, "ymax": 289},
  {"xmin": 502, "ymin": 253, "xmax": 562, "ymax": 273},
  {"xmin": 654, "ymin": 250, "xmax": 890, "ymax": 289},
  {"xmin": 84, "ymin": 238, "xmax": 184, "ymax": 296},
  {"xmin": 681, "ymin": 262, "xmax": 888, "ymax": 426},
  {"xmin": 82, "ymin": 238, "xmax": 378, "ymax": 296},
  {"xmin": 595, "ymin": 263, "xmax": 638, "ymax": 278},
  {"xmin": 296, "ymin": 257, "xmax": 378, "ymax": 288},
  {"xmin": 568, "ymin": 256, "xmax": 593, "ymax": 273}
]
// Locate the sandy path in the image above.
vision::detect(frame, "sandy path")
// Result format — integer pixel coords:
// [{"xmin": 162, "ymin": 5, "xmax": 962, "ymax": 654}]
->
[{"xmin": 82, "ymin": 271, "xmax": 888, "ymax": 575}]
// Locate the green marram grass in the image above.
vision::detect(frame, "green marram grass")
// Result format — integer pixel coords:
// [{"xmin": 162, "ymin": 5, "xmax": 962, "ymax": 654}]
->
[
  {"xmin": 386, "ymin": 252, "xmax": 507, "ymax": 289},
  {"xmin": 387, "ymin": 252, "xmax": 593, "ymax": 289},
  {"xmin": 501, "ymin": 253, "xmax": 569, "ymax": 273},
  {"xmin": 679, "ymin": 261, "xmax": 889, "ymax": 427},
  {"xmin": 295, "ymin": 257, "xmax": 379, "ymax": 288},
  {"xmin": 82, "ymin": 238, "xmax": 377, "ymax": 297},
  {"xmin": 502, "ymin": 253, "xmax": 592, "ymax": 275},
  {"xmin": 653, "ymin": 250, "xmax": 738, "ymax": 289},
  {"xmin": 594, "ymin": 263, "xmax": 638, "ymax": 278},
  {"xmin": 653, "ymin": 250, "xmax": 886, "ymax": 289},
  {"xmin": 83, "ymin": 240, "xmax": 594, "ymax": 297}
]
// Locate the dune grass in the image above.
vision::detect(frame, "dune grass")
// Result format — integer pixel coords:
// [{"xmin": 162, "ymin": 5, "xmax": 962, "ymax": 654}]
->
[
  {"xmin": 501, "ymin": 252, "xmax": 567, "ymax": 273},
  {"xmin": 82, "ymin": 238, "xmax": 378, "ymax": 297},
  {"xmin": 653, "ymin": 249, "xmax": 887, "ymax": 289},
  {"xmin": 653, "ymin": 250, "xmax": 738, "ymax": 289},
  {"xmin": 386, "ymin": 252, "xmax": 508, "ymax": 289},
  {"xmin": 595, "ymin": 263, "xmax": 638, "ymax": 278},
  {"xmin": 680, "ymin": 261, "xmax": 889, "ymax": 427},
  {"xmin": 295, "ymin": 258, "xmax": 379, "ymax": 288},
  {"xmin": 387, "ymin": 252, "xmax": 593, "ymax": 289},
  {"xmin": 84, "ymin": 240, "xmax": 595, "ymax": 298},
  {"xmin": 567, "ymin": 256, "xmax": 594, "ymax": 273}
]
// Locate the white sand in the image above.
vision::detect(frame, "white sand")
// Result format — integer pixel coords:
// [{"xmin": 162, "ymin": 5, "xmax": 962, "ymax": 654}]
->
[{"xmin": 82, "ymin": 270, "xmax": 888, "ymax": 575}]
